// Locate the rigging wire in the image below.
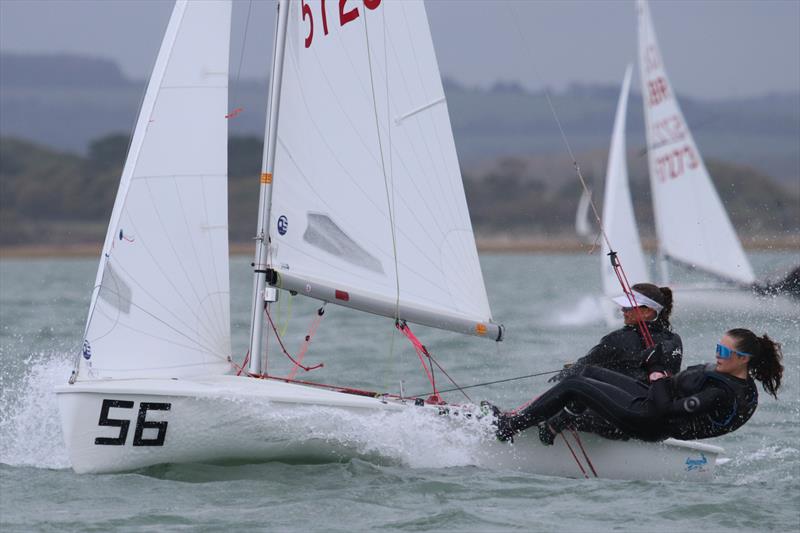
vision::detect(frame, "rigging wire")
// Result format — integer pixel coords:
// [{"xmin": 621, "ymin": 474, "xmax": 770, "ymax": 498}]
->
[
  {"xmin": 235, "ymin": 0, "xmax": 254, "ymax": 82},
  {"xmin": 409, "ymin": 368, "xmax": 561, "ymax": 398},
  {"xmin": 506, "ymin": 4, "xmax": 655, "ymax": 347}
]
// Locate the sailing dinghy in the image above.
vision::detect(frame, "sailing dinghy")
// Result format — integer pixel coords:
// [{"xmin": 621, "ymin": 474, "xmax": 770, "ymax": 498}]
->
[
  {"xmin": 637, "ymin": 0, "xmax": 755, "ymax": 289},
  {"xmin": 56, "ymin": 0, "xmax": 721, "ymax": 480}
]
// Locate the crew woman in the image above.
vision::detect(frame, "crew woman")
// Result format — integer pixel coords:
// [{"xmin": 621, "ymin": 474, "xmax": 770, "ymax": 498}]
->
[
  {"xmin": 555, "ymin": 283, "xmax": 683, "ymax": 383},
  {"xmin": 545, "ymin": 283, "xmax": 682, "ymax": 442},
  {"xmin": 493, "ymin": 328, "xmax": 783, "ymax": 443}
]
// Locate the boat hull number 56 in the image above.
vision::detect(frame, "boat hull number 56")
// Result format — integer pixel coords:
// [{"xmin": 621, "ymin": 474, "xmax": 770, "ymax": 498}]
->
[{"xmin": 94, "ymin": 399, "xmax": 171, "ymax": 446}]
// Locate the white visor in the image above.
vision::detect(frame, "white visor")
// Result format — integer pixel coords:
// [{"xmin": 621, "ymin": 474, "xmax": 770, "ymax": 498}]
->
[{"xmin": 611, "ymin": 290, "xmax": 664, "ymax": 313}]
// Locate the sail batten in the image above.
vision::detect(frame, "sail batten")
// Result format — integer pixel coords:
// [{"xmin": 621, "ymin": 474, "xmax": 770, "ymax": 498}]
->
[
  {"xmin": 269, "ymin": 0, "xmax": 497, "ymax": 336},
  {"xmin": 637, "ymin": 0, "xmax": 754, "ymax": 285}
]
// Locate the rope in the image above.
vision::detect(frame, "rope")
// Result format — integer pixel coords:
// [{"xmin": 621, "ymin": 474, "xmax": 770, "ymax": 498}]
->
[
  {"xmin": 558, "ymin": 432, "xmax": 589, "ymax": 479},
  {"xmin": 396, "ymin": 321, "xmax": 439, "ymax": 402},
  {"xmin": 287, "ymin": 304, "xmax": 326, "ymax": 380},
  {"xmin": 265, "ymin": 307, "xmax": 323, "ymax": 372},
  {"xmin": 569, "ymin": 429, "xmax": 599, "ymax": 478},
  {"xmin": 506, "ymin": 3, "xmax": 654, "ymax": 348},
  {"xmin": 235, "ymin": 0, "xmax": 254, "ymax": 82}
]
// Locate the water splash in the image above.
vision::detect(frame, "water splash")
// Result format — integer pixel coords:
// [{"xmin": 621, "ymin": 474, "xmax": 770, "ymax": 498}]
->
[{"xmin": 0, "ymin": 352, "xmax": 73, "ymax": 469}]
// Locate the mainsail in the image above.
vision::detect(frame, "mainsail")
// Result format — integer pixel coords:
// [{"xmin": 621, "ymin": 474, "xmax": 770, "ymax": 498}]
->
[
  {"xmin": 268, "ymin": 0, "xmax": 499, "ymax": 339},
  {"xmin": 601, "ymin": 65, "xmax": 649, "ymax": 296},
  {"xmin": 637, "ymin": 0, "xmax": 754, "ymax": 285},
  {"xmin": 80, "ymin": 0, "xmax": 232, "ymax": 379}
]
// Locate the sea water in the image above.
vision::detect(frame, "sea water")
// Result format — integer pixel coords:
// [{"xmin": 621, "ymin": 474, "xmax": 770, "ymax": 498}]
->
[{"xmin": 1, "ymin": 252, "xmax": 798, "ymax": 532}]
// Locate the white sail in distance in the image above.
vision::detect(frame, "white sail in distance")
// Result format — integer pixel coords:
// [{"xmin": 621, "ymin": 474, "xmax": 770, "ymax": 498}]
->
[
  {"xmin": 80, "ymin": 0, "xmax": 232, "ymax": 379},
  {"xmin": 601, "ymin": 65, "xmax": 650, "ymax": 297},
  {"xmin": 268, "ymin": 0, "xmax": 499, "ymax": 339},
  {"xmin": 637, "ymin": 0, "xmax": 754, "ymax": 285}
]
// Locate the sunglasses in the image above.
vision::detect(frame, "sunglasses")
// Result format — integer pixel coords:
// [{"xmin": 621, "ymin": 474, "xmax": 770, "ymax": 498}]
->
[{"xmin": 715, "ymin": 343, "xmax": 752, "ymax": 359}]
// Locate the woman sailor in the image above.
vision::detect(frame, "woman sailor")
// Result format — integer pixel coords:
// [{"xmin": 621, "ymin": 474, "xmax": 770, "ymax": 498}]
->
[
  {"xmin": 491, "ymin": 328, "xmax": 782, "ymax": 443},
  {"xmin": 555, "ymin": 283, "xmax": 682, "ymax": 382},
  {"xmin": 542, "ymin": 283, "xmax": 682, "ymax": 443}
]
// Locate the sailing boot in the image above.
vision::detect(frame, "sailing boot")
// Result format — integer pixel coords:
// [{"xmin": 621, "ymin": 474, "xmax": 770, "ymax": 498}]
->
[
  {"xmin": 481, "ymin": 401, "xmax": 516, "ymax": 442},
  {"xmin": 538, "ymin": 408, "xmax": 576, "ymax": 446}
]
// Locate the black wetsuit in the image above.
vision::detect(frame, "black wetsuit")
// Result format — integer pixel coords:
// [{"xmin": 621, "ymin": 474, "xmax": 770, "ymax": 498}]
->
[
  {"xmin": 550, "ymin": 322, "xmax": 683, "ymax": 440},
  {"xmin": 502, "ymin": 364, "xmax": 758, "ymax": 442},
  {"xmin": 556, "ymin": 321, "xmax": 683, "ymax": 382}
]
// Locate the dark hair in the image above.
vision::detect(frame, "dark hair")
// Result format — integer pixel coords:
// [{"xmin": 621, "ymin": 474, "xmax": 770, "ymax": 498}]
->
[
  {"xmin": 632, "ymin": 283, "xmax": 674, "ymax": 326},
  {"xmin": 727, "ymin": 328, "xmax": 783, "ymax": 399}
]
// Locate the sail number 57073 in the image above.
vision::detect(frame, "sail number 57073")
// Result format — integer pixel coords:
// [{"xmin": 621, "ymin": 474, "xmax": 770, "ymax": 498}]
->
[{"xmin": 302, "ymin": 0, "xmax": 381, "ymax": 49}]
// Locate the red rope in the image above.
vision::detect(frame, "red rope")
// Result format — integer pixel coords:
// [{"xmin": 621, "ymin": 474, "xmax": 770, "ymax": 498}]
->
[
  {"xmin": 265, "ymin": 307, "xmax": 323, "ymax": 372},
  {"xmin": 608, "ymin": 251, "xmax": 655, "ymax": 348},
  {"xmin": 396, "ymin": 321, "xmax": 441, "ymax": 403},
  {"xmin": 557, "ymin": 431, "xmax": 589, "ymax": 479},
  {"xmin": 287, "ymin": 306, "xmax": 326, "ymax": 380},
  {"xmin": 236, "ymin": 350, "xmax": 250, "ymax": 376},
  {"xmin": 569, "ymin": 429, "xmax": 598, "ymax": 478}
]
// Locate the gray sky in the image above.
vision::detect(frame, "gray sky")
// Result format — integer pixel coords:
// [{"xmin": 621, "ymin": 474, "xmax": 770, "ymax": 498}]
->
[{"xmin": 1, "ymin": 0, "xmax": 798, "ymax": 99}]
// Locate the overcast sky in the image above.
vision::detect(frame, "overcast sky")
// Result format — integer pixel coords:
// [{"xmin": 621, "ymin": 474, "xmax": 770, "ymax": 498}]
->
[{"xmin": 1, "ymin": 0, "xmax": 798, "ymax": 100}]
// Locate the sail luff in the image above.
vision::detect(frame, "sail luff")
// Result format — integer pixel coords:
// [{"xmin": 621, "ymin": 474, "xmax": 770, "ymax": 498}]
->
[{"xmin": 81, "ymin": 1, "xmax": 189, "ymax": 354}]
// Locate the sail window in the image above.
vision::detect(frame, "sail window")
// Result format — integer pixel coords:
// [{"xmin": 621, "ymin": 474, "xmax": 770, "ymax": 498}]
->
[
  {"xmin": 98, "ymin": 261, "xmax": 132, "ymax": 314},
  {"xmin": 303, "ymin": 213, "xmax": 384, "ymax": 274}
]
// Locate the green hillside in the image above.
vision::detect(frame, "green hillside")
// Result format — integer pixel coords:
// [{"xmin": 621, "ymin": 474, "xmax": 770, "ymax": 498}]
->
[{"xmin": 1, "ymin": 134, "xmax": 797, "ymax": 247}]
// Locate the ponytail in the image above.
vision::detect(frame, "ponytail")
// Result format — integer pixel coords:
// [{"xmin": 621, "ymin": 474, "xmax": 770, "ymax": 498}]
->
[
  {"xmin": 631, "ymin": 283, "xmax": 673, "ymax": 327},
  {"xmin": 657, "ymin": 286, "xmax": 673, "ymax": 326},
  {"xmin": 727, "ymin": 328, "xmax": 783, "ymax": 398}
]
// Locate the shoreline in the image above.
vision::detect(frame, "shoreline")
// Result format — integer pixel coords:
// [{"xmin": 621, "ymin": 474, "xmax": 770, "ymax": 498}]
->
[{"xmin": 1, "ymin": 235, "xmax": 798, "ymax": 258}]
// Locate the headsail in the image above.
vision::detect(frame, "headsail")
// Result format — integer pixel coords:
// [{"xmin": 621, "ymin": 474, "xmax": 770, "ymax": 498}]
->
[
  {"xmin": 80, "ymin": 0, "xmax": 232, "ymax": 379},
  {"xmin": 637, "ymin": 0, "xmax": 754, "ymax": 285},
  {"xmin": 601, "ymin": 65, "xmax": 650, "ymax": 296},
  {"xmin": 268, "ymin": 0, "xmax": 500, "ymax": 340}
]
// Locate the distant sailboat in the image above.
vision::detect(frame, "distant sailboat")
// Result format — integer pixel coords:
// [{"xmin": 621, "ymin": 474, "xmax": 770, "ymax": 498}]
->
[
  {"xmin": 637, "ymin": 0, "xmax": 755, "ymax": 287},
  {"xmin": 596, "ymin": 65, "xmax": 649, "ymax": 324},
  {"xmin": 56, "ymin": 0, "xmax": 722, "ymax": 480}
]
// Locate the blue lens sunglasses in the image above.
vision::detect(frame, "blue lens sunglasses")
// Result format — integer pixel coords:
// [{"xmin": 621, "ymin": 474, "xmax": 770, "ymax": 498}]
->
[{"xmin": 716, "ymin": 343, "xmax": 752, "ymax": 359}]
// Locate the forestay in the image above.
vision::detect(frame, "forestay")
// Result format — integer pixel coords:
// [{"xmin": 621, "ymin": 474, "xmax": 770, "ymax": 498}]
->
[
  {"xmin": 637, "ymin": 0, "xmax": 754, "ymax": 285},
  {"xmin": 269, "ymin": 0, "xmax": 499, "ymax": 339},
  {"xmin": 601, "ymin": 65, "xmax": 649, "ymax": 296},
  {"xmin": 79, "ymin": 0, "xmax": 232, "ymax": 379}
]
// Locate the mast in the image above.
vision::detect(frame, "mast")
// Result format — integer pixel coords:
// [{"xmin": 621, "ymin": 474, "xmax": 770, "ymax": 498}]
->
[{"xmin": 248, "ymin": 0, "xmax": 289, "ymax": 374}]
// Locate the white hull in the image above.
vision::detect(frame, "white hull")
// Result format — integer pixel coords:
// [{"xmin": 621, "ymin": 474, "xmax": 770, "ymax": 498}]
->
[{"xmin": 56, "ymin": 375, "xmax": 721, "ymax": 481}]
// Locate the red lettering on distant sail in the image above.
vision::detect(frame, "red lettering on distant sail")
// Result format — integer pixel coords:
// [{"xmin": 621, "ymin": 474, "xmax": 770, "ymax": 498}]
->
[
  {"xmin": 655, "ymin": 145, "xmax": 699, "ymax": 182},
  {"xmin": 648, "ymin": 77, "xmax": 670, "ymax": 106}
]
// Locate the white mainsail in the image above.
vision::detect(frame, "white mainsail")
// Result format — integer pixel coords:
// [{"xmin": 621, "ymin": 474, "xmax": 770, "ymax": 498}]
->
[
  {"xmin": 79, "ymin": 0, "xmax": 232, "ymax": 379},
  {"xmin": 637, "ymin": 0, "xmax": 754, "ymax": 285},
  {"xmin": 268, "ymin": 0, "xmax": 499, "ymax": 339},
  {"xmin": 601, "ymin": 65, "xmax": 649, "ymax": 297}
]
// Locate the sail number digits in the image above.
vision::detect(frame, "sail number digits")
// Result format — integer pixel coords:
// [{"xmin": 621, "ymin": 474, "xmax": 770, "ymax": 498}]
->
[
  {"xmin": 302, "ymin": 0, "xmax": 381, "ymax": 48},
  {"xmin": 654, "ymin": 145, "xmax": 699, "ymax": 182},
  {"xmin": 94, "ymin": 399, "xmax": 171, "ymax": 446}
]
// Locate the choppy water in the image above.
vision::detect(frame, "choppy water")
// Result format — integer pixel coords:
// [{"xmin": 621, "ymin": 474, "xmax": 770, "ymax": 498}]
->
[{"xmin": 1, "ymin": 252, "xmax": 799, "ymax": 532}]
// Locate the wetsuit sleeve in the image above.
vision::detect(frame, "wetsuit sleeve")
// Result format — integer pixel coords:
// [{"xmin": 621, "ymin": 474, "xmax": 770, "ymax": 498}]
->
[
  {"xmin": 649, "ymin": 379, "xmax": 726, "ymax": 417},
  {"xmin": 553, "ymin": 335, "xmax": 617, "ymax": 380},
  {"xmin": 660, "ymin": 334, "xmax": 683, "ymax": 375}
]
